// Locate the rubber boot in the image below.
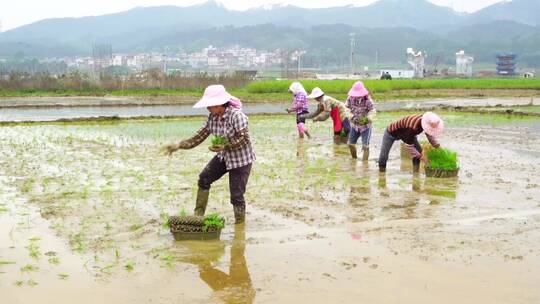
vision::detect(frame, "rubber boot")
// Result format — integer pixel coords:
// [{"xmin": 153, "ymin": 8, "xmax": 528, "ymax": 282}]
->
[
  {"xmin": 348, "ymin": 144, "xmax": 358, "ymax": 159},
  {"xmin": 412, "ymin": 158, "xmax": 421, "ymax": 173},
  {"xmin": 233, "ymin": 203, "xmax": 246, "ymax": 224},
  {"xmin": 193, "ymin": 188, "xmax": 210, "ymax": 216},
  {"xmin": 379, "ymin": 165, "xmax": 386, "ymax": 173},
  {"xmin": 362, "ymin": 146, "xmax": 369, "ymax": 161}
]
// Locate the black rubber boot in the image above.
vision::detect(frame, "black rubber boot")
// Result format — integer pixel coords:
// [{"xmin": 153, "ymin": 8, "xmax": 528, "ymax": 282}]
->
[
  {"xmin": 233, "ymin": 203, "xmax": 246, "ymax": 224},
  {"xmin": 379, "ymin": 165, "xmax": 386, "ymax": 173},
  {"xmin": 412, "ymin": 158, "xmax": 421, "ymax": 173},
  {"xmin": 193, "ymin": 188, "xmax": 209, "ymax": 216}
]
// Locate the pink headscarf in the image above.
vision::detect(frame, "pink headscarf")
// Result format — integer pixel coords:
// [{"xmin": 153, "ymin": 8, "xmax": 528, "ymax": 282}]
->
[{"xmin": 228, "ymin": 97, "xmax": 243, "ymax": 109}]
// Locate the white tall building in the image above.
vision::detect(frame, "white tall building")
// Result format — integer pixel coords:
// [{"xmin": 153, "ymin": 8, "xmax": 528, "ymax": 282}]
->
[
  {"xmin": 407, "ymin": 48, "xmax": 426, "ymax": 79},
  {"xmin": 456, "ymin": 50, "xmax": 474, "ymax": 77}
]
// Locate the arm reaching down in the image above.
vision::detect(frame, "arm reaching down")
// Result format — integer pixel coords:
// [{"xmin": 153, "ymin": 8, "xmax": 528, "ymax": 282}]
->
[
  {"xmin": 164, "ymin": 125, "xmax": 210, "ymax": 156},
  {"xmin": 299, "ymin": 104, "xmax": 324, "ymax": 120},
  {"xmin": 313, "ymin": 112, "xmax": 330, "ymax": 122},
  {"xmin": 426, "ymin": 134, "xmax": 440, "ymax": 148}
]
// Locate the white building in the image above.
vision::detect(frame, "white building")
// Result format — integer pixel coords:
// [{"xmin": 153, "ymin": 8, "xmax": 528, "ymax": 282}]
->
[
  {"xmin": 455, "ymin": 50, "xmax": 474, "ymax": 77},
  {"xmin": 407, "ymin": 48, "xmax": 426, "ymax": 79}
]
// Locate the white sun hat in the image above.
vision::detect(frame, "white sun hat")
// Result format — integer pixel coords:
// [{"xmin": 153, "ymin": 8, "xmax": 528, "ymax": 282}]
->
[{"xmin": 308, "ymin": 87, "xmax": 325, "ymax": 99}]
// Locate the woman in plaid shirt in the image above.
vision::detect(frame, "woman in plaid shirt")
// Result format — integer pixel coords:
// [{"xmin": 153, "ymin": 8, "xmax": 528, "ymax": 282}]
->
[
  {"xmin": 346, "ymin": 81, "xmax": 376, "ymax": 161},
  {"xmin": 286, "ymin": 82, "xmax": 312, "ymax": 139},
  {"xmin": 165, "ymin": 85, "xmax": 256, "ymax": 224}
]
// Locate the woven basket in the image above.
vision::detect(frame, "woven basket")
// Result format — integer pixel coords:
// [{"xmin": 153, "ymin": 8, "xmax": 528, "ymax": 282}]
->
[
  {"xmin": 425, "ymin": 167, "xmax": 459, "ymax": 178},
  {"xmin": 168, "ymin": 215, "xmax": 223, "ymax": 241}
]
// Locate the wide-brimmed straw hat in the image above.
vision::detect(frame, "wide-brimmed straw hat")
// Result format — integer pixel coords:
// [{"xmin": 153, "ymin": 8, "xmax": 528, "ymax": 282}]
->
[
  {"xmin": 422, "ymin": 112, "xmax": 444, "ymax": 137},
  {"xmin": 347, "ymin": 81, "xmax": 369, "ymax": 97},
  {"xmin": 308, "ymin": 87, "xmax": 325, "ymax": 99},
  {"xmin": 193, "ymin": 85, "xmax": 238, "ymax": 108}
]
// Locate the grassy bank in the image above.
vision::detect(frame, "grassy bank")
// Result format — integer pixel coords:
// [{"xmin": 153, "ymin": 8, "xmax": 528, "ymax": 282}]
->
[
  {"xmin": 1, "ymin": 79, "xmax": 540, "ymax": 102},
  {"xmin": 245, "ymin": 79, "xmax": 540, "ymax": 94}
]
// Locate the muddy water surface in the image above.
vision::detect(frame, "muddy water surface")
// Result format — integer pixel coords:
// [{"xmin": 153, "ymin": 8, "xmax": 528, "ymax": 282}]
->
[
  {"xmin": 1, "ymin": 97, "xmax": 538, "ymax": 122},
  {"xmin": 1, "ymin": 112, "xmax": 539, "ymax": 303}
]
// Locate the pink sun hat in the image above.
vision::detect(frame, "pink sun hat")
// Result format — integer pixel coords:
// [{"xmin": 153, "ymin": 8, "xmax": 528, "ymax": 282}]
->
[
  {"xmin": 193, "ymin": 85, "xmax": 239, "ymax": 108},
  {"xmin": 422, "ymin": 112, "xmax": 444, "ymax": 137},
  {"xmin": 348, "ymin": 81, "xmax": 369, "ymax": 97}
]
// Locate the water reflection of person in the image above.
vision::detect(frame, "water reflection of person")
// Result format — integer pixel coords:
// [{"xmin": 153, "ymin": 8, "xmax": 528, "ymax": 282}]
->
[{"xmin": 198, "ymin": 224, "xmax": 256, "ymax": 304}]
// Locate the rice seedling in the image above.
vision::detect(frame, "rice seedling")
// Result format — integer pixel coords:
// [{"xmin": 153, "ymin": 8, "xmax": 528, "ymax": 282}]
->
[
  {"xmin": 27, "ymin": 239, "xmax": 41, "ymax": 259},
  {"xmin": 58, "ymin": 273, "xmax": 69, "ymax": 280},
  {"xmin": 124, "ymin": 260, "xmax": 135, "ymax": 271},
  {"xmin": 20, "ymin": 264, "xmax": 39, "ymax": 273},
  {"xmin": 202, "ymin": 213, "xmax": 225, "ymax": 232},
  {"xmin": 210, "ymin": 135, "xmax": 229, "ymax": 149},
  {"xmin": 427, "ymin": 148, "xmax": 459, "ymax": 170},
  {"xmin": 48, "ymin": 257, "xmax": 60, "ymax": 265},
  {"xmin": 160, "ymin": 253, "xmax": 175, "ymax": 267}
]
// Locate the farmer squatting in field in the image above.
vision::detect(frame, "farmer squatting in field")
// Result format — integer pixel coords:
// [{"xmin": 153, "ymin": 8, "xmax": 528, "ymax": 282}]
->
[
  {"xmin": 165, "ymin": 85, "xmax": 256, "ymax": 224},
  {"xmin": 299, "ymin": 87, "xmax": 352, "ymax": 145}
]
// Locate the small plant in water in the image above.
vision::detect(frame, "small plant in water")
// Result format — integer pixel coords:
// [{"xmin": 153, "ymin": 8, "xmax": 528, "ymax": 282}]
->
[
  {"xmin": 427, "ymin": 148, "xmax": 459, "ymax": 170},
  {"xmin": 125, "ymin": 260, "xmax": 135, "ymax": 271},
  {"xmin": 202, "ymin": 213, "xmax": 225, "ymax": 232},
  {"xmin": 20, "ymin": 264, "xmax": 39, "ymax": 273}
]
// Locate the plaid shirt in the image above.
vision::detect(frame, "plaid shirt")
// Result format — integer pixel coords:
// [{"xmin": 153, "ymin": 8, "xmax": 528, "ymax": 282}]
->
[
  {"xmin": 291, "ymin": 92, "xmax": 309, "ymax": 114},
  {"xmin": 346, "ymin": 96, "xmax": 374, "ymax": 132},
  {"xmin": 179, "ymin": 107, "xmax": 256, "ymax": 170}
]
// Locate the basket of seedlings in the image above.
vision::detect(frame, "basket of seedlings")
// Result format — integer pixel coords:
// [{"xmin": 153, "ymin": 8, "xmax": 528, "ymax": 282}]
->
[
  {"xmin": 168, "ymin": 213, "xmax": 225, "ymax": 241},
  {"xmin": 425, "ymin": 148, "xmax": 459, "ymax": 178},
  {"xmin": 210, "ymin": 135, "xmax": 229, "ymax": 150}
]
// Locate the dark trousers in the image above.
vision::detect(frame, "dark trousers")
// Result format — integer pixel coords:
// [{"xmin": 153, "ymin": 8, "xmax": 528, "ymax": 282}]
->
[
  {"xmin": 378, "ymin": 130, "xmax": 422, "ymax": 168},
  {"xmin": 198, "ymin": 155, "xmax": 252, "ymax": 206}
]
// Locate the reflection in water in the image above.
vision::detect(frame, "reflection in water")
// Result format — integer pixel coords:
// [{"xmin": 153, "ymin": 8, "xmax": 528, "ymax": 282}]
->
[
  {"xmin": 423, "ymin": 177, "xmax": 459, "ymax": 199},
  {"xmin": 378, "ymin": 172, "xmax": 387, "ymax": 189},
  {"xmin": 296, "ymin": 139, "xmax": 307, "ymax": 159},
  {"xmin": 332, "ymin": 144, "xmax": 349, "ymax": 158},
  {"xmin": 412, "ymin": 173, "xmax": 422, "ymax": 192},
  {"xmin": 198, "ymin": 224, "xmax": 255, "ymax": 304}
]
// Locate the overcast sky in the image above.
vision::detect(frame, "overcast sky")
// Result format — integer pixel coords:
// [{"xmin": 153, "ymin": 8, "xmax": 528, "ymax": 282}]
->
[{"xmin": 0, "ymin": 0, "xmax": 504, "ymax": 31}]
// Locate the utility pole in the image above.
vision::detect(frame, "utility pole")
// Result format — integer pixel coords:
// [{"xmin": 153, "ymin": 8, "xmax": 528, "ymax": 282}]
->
[{"xmin": 350, "ymin": 33, "xmax": 356, "ymax": 75}]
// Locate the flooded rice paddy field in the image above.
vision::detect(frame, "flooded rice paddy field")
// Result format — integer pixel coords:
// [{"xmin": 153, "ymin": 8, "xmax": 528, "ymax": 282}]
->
[{"xmin": 1, "ymin": 112, "xmax": 540, "ymax": 303}]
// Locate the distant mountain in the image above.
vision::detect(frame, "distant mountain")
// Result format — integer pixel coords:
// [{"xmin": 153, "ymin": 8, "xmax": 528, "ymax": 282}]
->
[
  {"xmin": 0, "ymin": 0, "xmax": 539, "ymax": 67},
  {"xmin": 467, "ymin": 0, "xmax": 540, "ymax": 27}
]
